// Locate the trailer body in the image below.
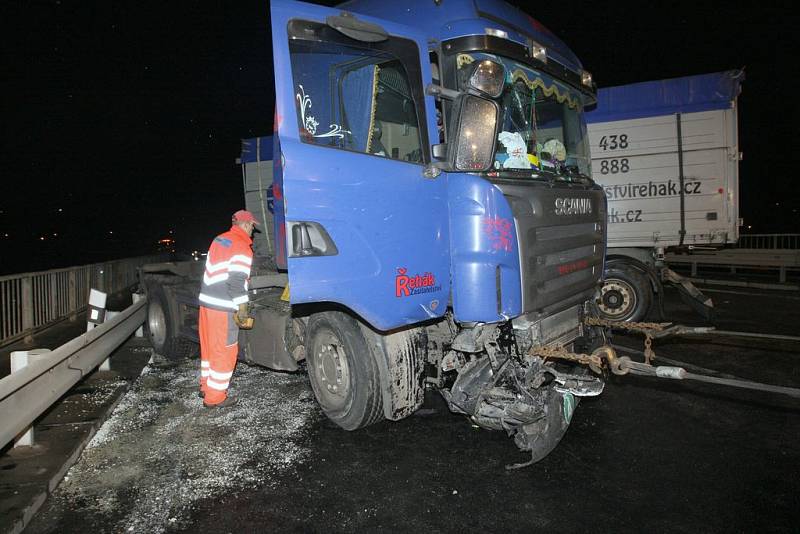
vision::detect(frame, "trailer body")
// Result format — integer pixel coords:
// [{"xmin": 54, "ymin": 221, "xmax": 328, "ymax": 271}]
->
[{"xmin": 585, "ymin": 71, "xmax": 743, "ymax": 321}]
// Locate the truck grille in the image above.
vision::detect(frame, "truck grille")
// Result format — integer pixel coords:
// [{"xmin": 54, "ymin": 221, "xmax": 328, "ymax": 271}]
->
[
  {"xmin": 523, "ymin": 222, "xmax": 604, "ymax": 311},
  {"xmin": 494, "ymin": 181, "xmax": 606, "ymax": 315}
]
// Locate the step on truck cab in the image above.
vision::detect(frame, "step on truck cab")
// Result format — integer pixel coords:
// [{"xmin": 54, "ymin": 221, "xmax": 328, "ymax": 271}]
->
[{"xmin": 142, "ymin": 0, "xmax": 609, "ymax": 462}]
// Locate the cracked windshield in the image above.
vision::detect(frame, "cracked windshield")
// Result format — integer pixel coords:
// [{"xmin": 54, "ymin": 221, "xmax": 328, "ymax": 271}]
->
[{"xmin": 458, "ymin": 53, "xmax": 591, "ymax": 180}]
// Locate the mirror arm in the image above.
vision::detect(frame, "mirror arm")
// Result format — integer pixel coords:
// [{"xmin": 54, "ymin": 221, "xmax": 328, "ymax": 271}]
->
[{"xmin": 426, "ymin": 83, "xmax": 460, "ymax": 101}]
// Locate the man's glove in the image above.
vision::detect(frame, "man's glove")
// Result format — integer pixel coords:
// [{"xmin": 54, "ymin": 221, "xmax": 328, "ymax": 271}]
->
[{"xmin": 234, "ymin": 303, "xmax": 254, "ymax": 330}]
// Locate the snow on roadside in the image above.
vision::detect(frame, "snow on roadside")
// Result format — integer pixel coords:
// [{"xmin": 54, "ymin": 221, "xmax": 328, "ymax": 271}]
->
[{"xmin": 40, "ymin": 356, "xmax": 320, "ymax": 533}]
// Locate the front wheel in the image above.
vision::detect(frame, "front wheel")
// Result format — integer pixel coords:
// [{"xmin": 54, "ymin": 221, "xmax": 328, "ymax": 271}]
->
[
  {"xmin": 306, "ymin": 311, "xmax": 384, "ymax": 430},
  {"xmin": 597, "ymin": 265, "xmax": 652, "ymax": 322}
]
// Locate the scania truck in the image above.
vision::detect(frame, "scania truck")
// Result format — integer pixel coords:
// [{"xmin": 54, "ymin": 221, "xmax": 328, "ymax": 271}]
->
[{"xmin": 141, "ymin": 0, "xmax": 609, "ymax": 462}]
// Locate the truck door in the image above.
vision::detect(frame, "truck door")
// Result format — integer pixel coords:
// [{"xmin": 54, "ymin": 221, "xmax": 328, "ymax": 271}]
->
[{"xmin": 269, "ymin": 0, "xmax": 449, "ymax": 331}]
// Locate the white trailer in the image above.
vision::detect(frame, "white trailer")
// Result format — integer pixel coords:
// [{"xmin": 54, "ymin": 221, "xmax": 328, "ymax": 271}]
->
[{"xmin": 586, "ymin": 70, "xmax": 744, "ymax": 321}]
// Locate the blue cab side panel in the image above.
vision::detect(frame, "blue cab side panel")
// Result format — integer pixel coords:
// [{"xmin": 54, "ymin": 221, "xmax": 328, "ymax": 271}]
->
[
  {"xmin": 448, "ymin": 173, "xmax": 522, "ymax": 323},
  {"xmin": 270, "ymin": 0, "xmax": 450, "ymax": 331}
]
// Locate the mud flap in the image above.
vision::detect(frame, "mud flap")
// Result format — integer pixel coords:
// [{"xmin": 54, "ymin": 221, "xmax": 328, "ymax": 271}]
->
[
  {"xmin": 662, "ymin": 267, "xmax": 715, "ymax": 322},
  {"xmin": 360, "ymin": 324, "xmax": 427, "ymax": 421},
  {"xmin": 241, "ymin": 307, "xmax": 299, "ymax": 371}
]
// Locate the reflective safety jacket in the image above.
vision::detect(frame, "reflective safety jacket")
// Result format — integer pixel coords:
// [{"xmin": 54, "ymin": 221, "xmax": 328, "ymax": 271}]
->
[{"xmin": 198, "ymin": 225, "xmax": 253, "ymax": 312}]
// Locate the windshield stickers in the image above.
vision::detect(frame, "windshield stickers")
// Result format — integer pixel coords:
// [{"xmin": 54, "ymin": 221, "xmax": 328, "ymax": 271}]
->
[{"xmin": 296, "ymin": 85, "xmax": 350, "ymax": 140}]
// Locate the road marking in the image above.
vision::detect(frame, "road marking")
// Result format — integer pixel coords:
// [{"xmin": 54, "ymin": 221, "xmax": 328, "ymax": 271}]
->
[{"xmin": 701, "ymin": 288, "xmax": 800, "ymax": 301}]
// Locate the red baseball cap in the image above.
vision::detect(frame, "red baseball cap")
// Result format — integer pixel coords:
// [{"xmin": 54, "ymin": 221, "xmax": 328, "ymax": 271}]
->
[{"xmin": 232, "ymin": 209, "xmax": 260, "ymax": 225}]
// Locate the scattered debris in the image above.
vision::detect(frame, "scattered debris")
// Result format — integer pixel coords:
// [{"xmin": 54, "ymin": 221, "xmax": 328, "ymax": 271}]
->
[{"xmin": 34, "ymin": 357, "xmax": 320, "ymax": 533}]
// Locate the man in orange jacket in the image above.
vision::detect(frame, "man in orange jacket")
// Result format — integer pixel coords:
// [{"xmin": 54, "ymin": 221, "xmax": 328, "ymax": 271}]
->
[{"xmin": 198, "ymin": 209, "xmax": 258, "ymax": 408}]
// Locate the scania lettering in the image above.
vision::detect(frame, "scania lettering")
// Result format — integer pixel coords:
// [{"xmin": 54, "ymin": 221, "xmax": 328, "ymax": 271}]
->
[
  {"xmin": 140, "ymin": 0, "xmax": 609, "ymax": 463},
  {"xmin": 555, "ymin": 198, "xmax": 592, "ymax": 216}
]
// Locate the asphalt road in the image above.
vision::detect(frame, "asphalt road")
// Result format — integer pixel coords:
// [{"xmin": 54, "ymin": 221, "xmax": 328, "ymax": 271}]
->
[{"xmin": 25, "ymin": 286, "xmax": 800, "ymax": 533}]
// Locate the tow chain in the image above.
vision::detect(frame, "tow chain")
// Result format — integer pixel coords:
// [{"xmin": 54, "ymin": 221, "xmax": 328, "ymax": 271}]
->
[
  {"xmin": 526, "ymin": 319, "xmax": 800, "ymax": 400},
  {"xmin": 528, "ymin": 345, "xmax": 605, "ymax": 373},
  {"xmin": 585, "ymin": 316, "xmax": 672, "ymax": 364},
  {"xmin": 529, "ymin": 317, "xmax": 671, "ymax": 371}
]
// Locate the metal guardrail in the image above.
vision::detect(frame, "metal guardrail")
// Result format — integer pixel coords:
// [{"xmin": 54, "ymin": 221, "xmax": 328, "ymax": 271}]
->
[
  {"xmin": 667, "ymin": 250, "xmax": 800, "ymax": 283},
  {"xmin": 737, "ymin": 234, "xmax": 800, "ymax": 250},
  {"xmin": 0, "ymin": 297, "xmax": 146, "ymax": 449},
  {"xmin": 0, "ymin": 256, "xmax": 162, "ymax": 346}
]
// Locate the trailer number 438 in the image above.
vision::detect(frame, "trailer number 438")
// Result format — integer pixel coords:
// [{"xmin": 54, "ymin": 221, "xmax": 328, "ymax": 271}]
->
[{"xmin": 598, "ymin": 134, "xmax": 629, "ymax": 151}]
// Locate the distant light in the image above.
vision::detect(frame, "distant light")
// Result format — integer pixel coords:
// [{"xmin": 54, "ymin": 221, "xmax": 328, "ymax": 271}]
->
[
  {"xmin": 581, "ymin": 70, "xmax": 593, "ymax": 87},
  {"xmin": 58, "ymin": 208, "xmax": 63, "ymax": 212},
  {"xmin": 52, "ymin": 233, "xmax": 58, "ymax": 237},
  {"xmin": 109, "ymin": 231, "xmax": 113, "ymax": 235},
  {"xmin": 40, "ymin": 236, "xmax": 45, "ymax": 241},
  {"xmin": 747, "ymin": 225, "xmax": 752, "ymax": 229}
]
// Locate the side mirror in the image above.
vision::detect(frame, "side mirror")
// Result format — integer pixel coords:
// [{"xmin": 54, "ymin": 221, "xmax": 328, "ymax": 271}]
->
[
  {"xmin": 467, "ymin": 60, "xmax": 505, "ymax": 99},
  {"xmin": 447, "ymin": 94, "xmax": 499, "ymax": 172}
]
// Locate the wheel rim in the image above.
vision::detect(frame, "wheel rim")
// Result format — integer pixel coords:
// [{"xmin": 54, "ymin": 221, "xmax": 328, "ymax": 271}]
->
[
  {"xmin": 312, "ymin": 329, "xmax": 351, "ymax": 411},
  {"xmin": 148, "ymin": 301, "xmax": 167, "ymax": 348},
  {"xmin": 597, "ymin": 278, "xmax": 637, "ymax": 319}
]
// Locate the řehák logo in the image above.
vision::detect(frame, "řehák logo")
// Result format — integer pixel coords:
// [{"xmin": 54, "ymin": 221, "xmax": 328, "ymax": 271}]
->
[{"xmin": 395, "ymin": 268, "xmax": 441, "ymax": 297}]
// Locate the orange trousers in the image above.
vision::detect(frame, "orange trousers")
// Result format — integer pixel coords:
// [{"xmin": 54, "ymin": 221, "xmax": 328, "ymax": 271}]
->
[{"xmin": 198, "ymin": 306, "xmax": 238, "ymax": 405}]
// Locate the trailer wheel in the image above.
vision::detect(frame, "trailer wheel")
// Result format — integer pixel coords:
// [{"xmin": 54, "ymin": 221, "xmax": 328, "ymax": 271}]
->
[
  {"xmin": 306, "ymin": 311, "xmax": 383, "ymax": 431},
  {"xmin": 145, "ymin": 283, "xmax": 197, "ymax": 360},
  {"xmin": 597, "ymin": 266, "xmax": 652, "ymax": 322}
]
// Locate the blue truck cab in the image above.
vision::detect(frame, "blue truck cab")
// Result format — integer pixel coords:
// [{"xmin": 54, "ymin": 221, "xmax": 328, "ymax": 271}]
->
[{"xmin": 145, "ymin": 0, "xmax": 609, "ymax": 462}]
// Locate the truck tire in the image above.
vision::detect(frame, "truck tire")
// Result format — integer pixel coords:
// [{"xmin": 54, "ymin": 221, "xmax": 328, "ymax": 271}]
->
[
  {"xmin": 306, "ymin": 311, "xmax": 383, "ymax": 431},
  {"xmin": 144, "ymin": 283, "xmax": 197, "ymax": 360},
  {"xmin": 597, "ymin": 265, "xmax": 652, "ymax": 322}
]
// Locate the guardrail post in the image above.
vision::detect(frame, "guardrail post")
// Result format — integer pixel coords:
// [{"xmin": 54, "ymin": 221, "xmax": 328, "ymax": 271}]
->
[
  {"xmin": 691, "ymin": 262, "xmax": 697, "ymax": 277},
  {"xmin": 779, "ymin": 266, "xmax": 786, "ymax": 284},
  {"xmin": 132, "ymin": 292, "xmax": 145, "ymax": 337},
  {"xmin": 21, "ymin": 276, "xmax": 34, "ymax": 343},
  {"xmin": 68, "ymin": 271, "xmax": 77, "ymax": 321},
  {"xmin": 10, "ymin": 349, "xmax": 52, "ymax": 447},
  {"xmin": 87, "ymin": 289, "xmax": 110, "ymax": 370},
  {"xmin": 48, "ymin": 274, "xmax": 57, "ymax": 323},
  {"xmin": 101, "ymin": 310, "xmax": 121, "ymax": 371}
]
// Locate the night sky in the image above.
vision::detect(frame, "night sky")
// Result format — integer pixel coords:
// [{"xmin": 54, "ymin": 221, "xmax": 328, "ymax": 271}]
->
[{"xmin": 2, "ymin": 1, "xmax": 798, "ymax": 275}]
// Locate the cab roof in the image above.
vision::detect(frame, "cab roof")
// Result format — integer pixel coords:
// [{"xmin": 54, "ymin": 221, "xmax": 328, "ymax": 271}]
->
[{"xmin": 337, "ymin": 0, "xmax": 583, "ymax": 72}]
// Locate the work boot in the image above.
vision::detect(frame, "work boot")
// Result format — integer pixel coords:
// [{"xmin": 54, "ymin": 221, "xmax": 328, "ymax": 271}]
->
[{"xmin": 203, "ymin": 397, "xmax": 238, "ymax": 409}]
